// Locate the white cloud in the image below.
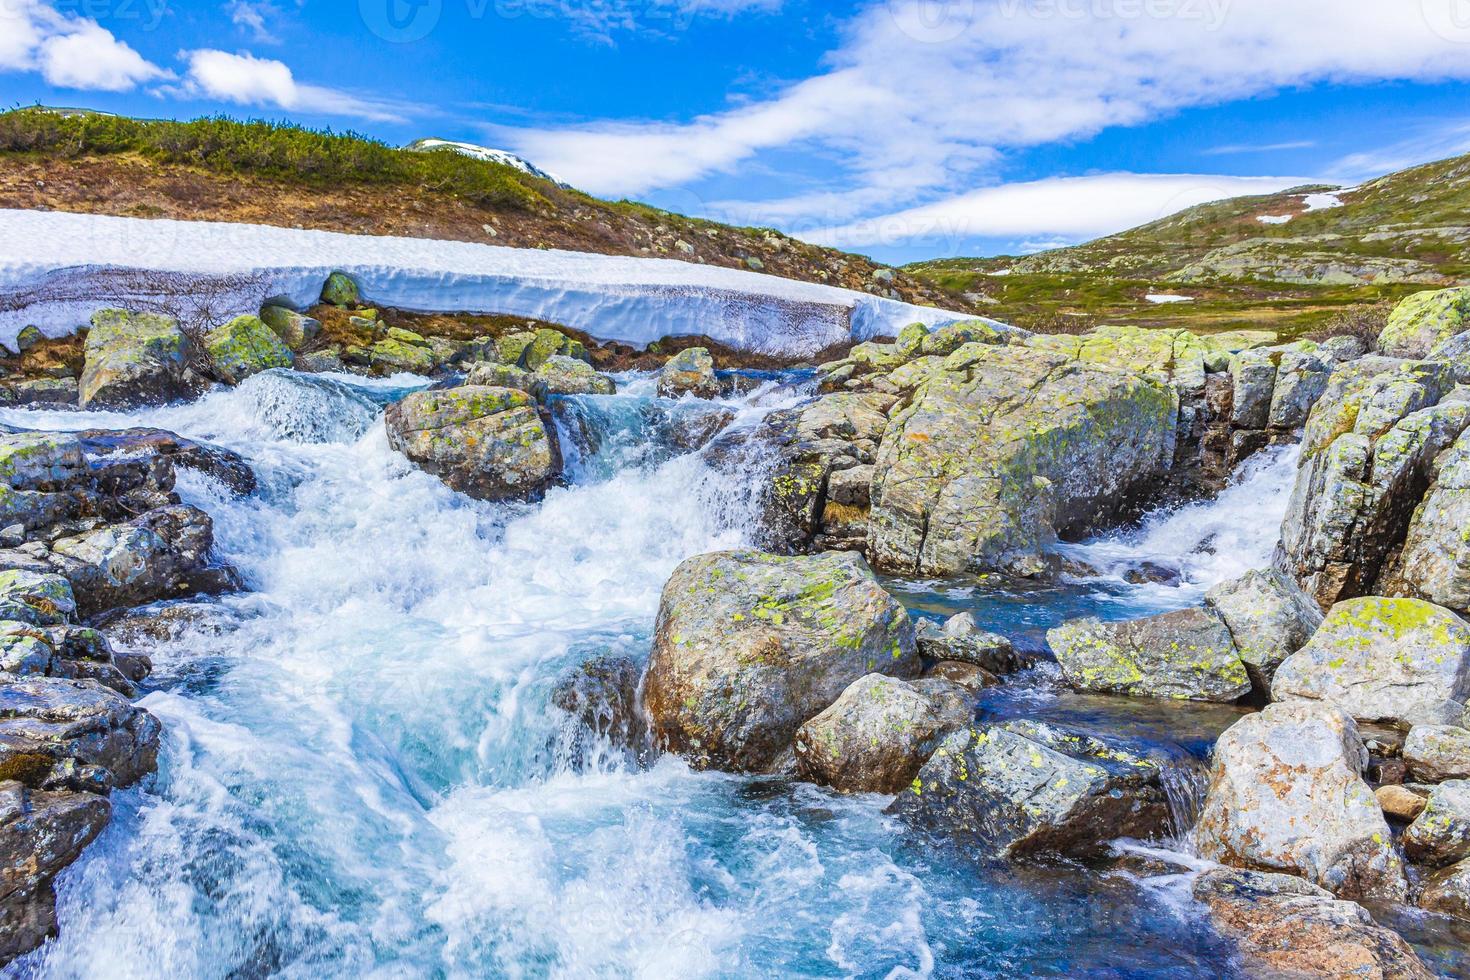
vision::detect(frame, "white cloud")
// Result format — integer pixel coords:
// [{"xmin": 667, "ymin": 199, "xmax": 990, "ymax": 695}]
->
[
  {"xmin": 552, "ymin": 0, "xmax": 782, "ymax": 42},
  {"xmin": 226, "ymin": 0, "xmax": 281, "ymax": 44},
  {"xmin": 179, "ymin": 49, "xmax": 413, "ymax": 123},
  {"xmin": 1204, "ymin": 140, "xmax": 1318, "ymax": 156},
  {"xmin": 798, "ymin": 172, "xmax": 1311, "ymax": 252},
  {"xmin": 0, "ymin": 0, "xmax": 167, "ymax": 91}
]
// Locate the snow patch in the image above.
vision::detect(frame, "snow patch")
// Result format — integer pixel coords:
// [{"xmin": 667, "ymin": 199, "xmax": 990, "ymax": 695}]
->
[
  {"xmin": 1256, "ymin": 214, "xmax": 1294, "ymax": 225},
  {"xmin": 0, "ymin": 210, "xmax": 984, "ymax": 357},
  {"xmin": 1301, "ymin": 192, "xmax": 1343, "ymax": 212},
  {"xmin": 1145, "ymin": 294, "xmax": 1194, "ymax": 304},
  {"xmin": 405, "ymin": 138, "xmax": 569, "ymax": 188}
]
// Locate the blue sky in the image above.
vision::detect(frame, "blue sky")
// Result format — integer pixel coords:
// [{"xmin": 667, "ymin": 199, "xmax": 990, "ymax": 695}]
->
[{"xmin": 4, "ymin": 0, "xmax": 1470, "ymax": 264}]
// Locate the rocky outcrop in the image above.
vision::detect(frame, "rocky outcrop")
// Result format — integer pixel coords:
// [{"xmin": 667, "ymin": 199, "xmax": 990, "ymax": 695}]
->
[
  {"xmin": 868, "ymin": 342, "xmax": 1176, "ymax": 577},
  {"xmin": 889, "ymin": 720, "xmax": 1168, "ymax": 859},
  {"xmin": 202, "ymin": 314, "xmax": 293, "ymax": 385},
  {"xmin": 468, "ymin": 355, "xmax": 616, "ymax": 400},
  {"xmin": 1046, "ymin": 608, "xmax": 1251, "ymax": 702},
  {"xmin": 914, "ymin": 612, "xmax": 1019, "ymax": 674},
  {"xmin": 79, "ymin": 309, "xmax": 201, "ymax": 410},
  {"xmin": 657, "ymin": 347, "xmax": 720, "ymax": 399},
  {"xmin": 1271, "ymin": 597, "xmax": 1470, "ymax": 728},
  {"xmin": 384, "ymin": 386, "xmax": 561, "ymax": 502},
  {"xmin": 1404, "ymin": 725, "xmax": 1470, "ymax": 782},
  {"xmin": 1204, "ymin": 568, "xmax": 1323, "ymax": 694},
  {"xmin": 793, "ymin": 673, "xmax": 970, "ymax": 794},
  {"xmin": 1403, "ymin": 779, "xmax": 1470, "ymax": 868},
  {"xmin": 1378, "ymin": 286, "xmax": 1470, "ymax": 359},
  {"xmin": 1193, "ymin": 868, "xmax": 1432, "ymax": 980},
  {"xmin": 642, "ymin": 550, "xmax": 919, "ymax": 772},
  {"xmin": 1194, "ymin": 701, "xmax": 1406, "ymax": 901}
]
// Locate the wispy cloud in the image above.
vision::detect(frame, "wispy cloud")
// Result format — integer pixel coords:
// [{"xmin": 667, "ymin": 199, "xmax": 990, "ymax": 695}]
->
[
  {"xmin": 1328, "ymin": 119, "xmax": 1470, "ymax": 183},
  {"xmin": 226, "ymin": 0, "xmax": 283, "ymax": 44},
  {"xmin": 1203, "ymin": 140, "xmax": 1318, "ymax": 155}
]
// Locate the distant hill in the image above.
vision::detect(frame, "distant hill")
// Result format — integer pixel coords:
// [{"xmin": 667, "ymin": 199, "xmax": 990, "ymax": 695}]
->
[
  {"xmin": 403, "ymin": 138, "xmax": 569, "ymax": 188},
  {"xmin": 907, "ymin": 152, "xmax": 1470, "ymax": 336}
]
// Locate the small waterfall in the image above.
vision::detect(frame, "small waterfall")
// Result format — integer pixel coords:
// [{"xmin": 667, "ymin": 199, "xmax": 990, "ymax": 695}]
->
[{"xmin": 1157, "ymin": 759, "xmax": 1211, "ymax": 844}]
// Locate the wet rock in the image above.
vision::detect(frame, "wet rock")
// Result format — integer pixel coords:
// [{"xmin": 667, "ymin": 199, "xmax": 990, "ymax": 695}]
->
[
  {"xmin": 657, "ymin": 347, "xmax": 720, "ymax": 399},
  {"xmin": 258, "ymin": 305, "xmax": 321, "ymax": 349},
  {"xmin": 0, "ymin": 677, "xmax": 160, "ymax": 790},
  {"xmin": 0, "ymin": 378, "xmax": 77, "ymax": 408},
  {"xmin": 889, "ymin": 720, "xmax": 1168, "ymax": 860},
  {"xmin": 384, "ymin": 386, "xmax": 561, "ymax": 502},
  {"xmin": 1378, "ymin": 286, "xmax": 1470, "ymax": 358},
  {"xmin": 79, "ymin": 310, "xmax": 200, "ymax": 410},
  {"xmin": 0, "ymin": 571, "xmax": 74, "ymax": 627},
  {"xmin": 1404, "ymin": 725, "xmax": 1470, "ymax": 783},
  {"xmin": 0, "ymin": 782, "xmax": 111, "ymax": 966},
  {"xmin": 914, "ymin": 612, "xmax": 1018, "ymax": 674},
  {"xmin": 655, "ymin": 405, "xmax": 735, "ymax": 452},
  {"xmin": 1376, "ymin": 784, "xmax": 1428, "ymax": 822},
  {"xmin": 1193, "ymin": 867, "xmax": 1432, "ymax": 980},
  {"xmin": 76, "ymin": 427, "xmax": 256, "ymax": 496},
  {"xmin": 868, "ymin": 342, "xmax": 1175, "ymax": 577},
  {"xmin": 1194, "ymin": 701, "xmax": 1406, "ymax": 901},
  {"xmin": 1420, "ymin": 858, "xmax": 1470, "ymax": 921},
  {"xmin": 549, "ymin": 654, "xmax": 649, "ymax": 761},
  {"xmin": 1272, "ymin": 597, "xmax": 1470, "ymax": 728},
  {"xmin": 1404, "ymin": 780, "xmax": 1470, "ymax": 867},
  {"xmin": 468, "ymin": 356, "xmax": 615, "ymax": 400},
  {"xmin": 642, "ymin": 549, "xmax": 919, "ymax": 772},
  {"xmin": 202, "ymin": 314, "xmax": 293, "ymax": 385},
  {"xmin": 923, "ymin": 659, "xmax": 999, "ymax": 691},
  {"xmin": 794, "ymin": 673, "xmax": 970, "ymax": 794},
  {"xmin": 1205, "ymin": 568, "xmax": 1323, "ymax": 694},
  {"xmin": 1046, "ymin": 608, "xmax": 1251, "ymax": 703}
]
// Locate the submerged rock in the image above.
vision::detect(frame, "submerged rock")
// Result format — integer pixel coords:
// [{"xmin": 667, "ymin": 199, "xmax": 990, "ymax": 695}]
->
[
  {"xmin": 657, "ymin": 347, "xmax": 720, "ymax": 399},
  {"xmin": 642, "ymin": 550, "xmax": 919, "ymax": 772},
  {"xmin": 794, "ymin": 673, "xmax": 970, "ymax": 794},
  {"xmin": 1194, "ymin": 701, "xmax": 1406, "ymax": 901},
  {"xmin": 1403, "ymin": 780, "xmax": 1470, "ymax": 868},
  {"xmin": 1271, "ymin": 597, "xmax": 1470, "ymax": 728},
  {"xmin": 1046, "ymin": 608, "xmax": 1251, "ymax": 703},
  {"xmin": 384, "ymin": 386, "xmax": 561, "ymax": 502},
  {"xmin": 79, "ymin": 310, "xmax": 200, "ymax": 410},
  {"xmin": 549, "ymin": 654, "xmax": 649, "ymax": 763},
  {"xmin": 1193, "ymin": 867, "xmax": 1432, "ymax": 980},
  {"xmin": 203, "ymin": 314, "xmax": 294, "ymax": 385},
  {"xmin": 889, "ymin": 720, "xmax": 1168, "ymax": 859},
  {"xmin": 1204, "ymin": 568, "xmax": 1322, "ymax": 694}
]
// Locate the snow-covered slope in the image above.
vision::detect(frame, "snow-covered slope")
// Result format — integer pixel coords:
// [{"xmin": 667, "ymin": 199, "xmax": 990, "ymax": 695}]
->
[
  {"xmin": 405, "ymin": 138, "xmax": 569, "ymax": 187},
  {"xmin": 0, "ymin": 210, "xmax": 983, "ymax": 356}
]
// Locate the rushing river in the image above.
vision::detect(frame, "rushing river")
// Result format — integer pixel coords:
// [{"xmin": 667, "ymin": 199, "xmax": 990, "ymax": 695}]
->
[{"xmin": 2, "ymin": 369, "xmax": 1306, "ymax": 978}]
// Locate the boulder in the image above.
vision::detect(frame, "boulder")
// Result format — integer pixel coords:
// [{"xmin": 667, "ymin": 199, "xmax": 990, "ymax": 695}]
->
[
  {"xmin": 1230, "ymin": 347, "xmax": 1277, "ymax": 429},
  {"xmin": 1379, "ymin": 423, "xmax": 1470, "ymax": 612},
  {"xmin": 642, "ymin": 550, "xmax": 919, "ymax": 772},
  {"xmin": 1378, "ymin": 286, "xmax": 1470, "ymax": 358},
  {"xmin": 0, "ymin": 783, "xmax": 111, "ymax": 966},
  {"xmin": 657, "ymin": 347, "xmax": 720, "ymax": 399},
  {"xmin": 258, "ymin": 305, "xmax": 321, "ymax": 349},
  {"xmin": 0, "ymin": 379, "xmax": 78, "ymax": 408},
  {"xmin": 914, "ymin": 612, "xmax": 1018, "ymax": 674},
  {"xmin": 1272, "ymin": 597, "xmax": 1470, "ymax": 728},
  {"xmin": 1403, "ymin": 779, "xmax": 1470, "ymax": 867},
  {"xmin": 0, "ymin": 571, "xmax": 74, "ymax": 627},
  {"xmin": 368, "ymin": 333, "xmax": 437, "ymax": 376},
  {"xmin": 320, "ymin": 271, "xmax": 360, "ymax": 307},
  {"xmin": 384, "ymin": 386, "xmax": 561, "ymax": 502},
  {"xmin": 78, "ymin": 310, "xmax": 199, "ymax": 409},
  {"xmin": 202, "ymin": 314, "xmax": 293, "ymax": 385},
  {"xmin": 1194, "ymin": 701, "xmax": 1406, "ymax": 901},
  {"xmin": 1268, "ymin": 344, "xmax": 1333, "ymax": 431},
  {"xmin": 867, "ymin": 343, "xmax": 1175, "ymax": 577},
  {"xmin": 469, "ymin": 356, "xmax": 615, "ymax": 400},
  {"xmin": 1046, "ymin": 608, "xmax": 1251, "ymax": 702},
  {"xmin": 889, "ymin": 720, "xmax": 1168, "ymax": 859},
  {"xmin": 75, "ymin": 427, "xmax": 256, "ymax": 496},
  {"xmin": 1376, "ymin": 784, "xmax": 1428, "ymax": 821},
  {"xmin": 1420, "ymin": 858, "xmax": 1470, "ymax": 921},
  {"xmin": 924, "ymin": 660, "xmax": 998, "ymax": 691},
  {"xmin": 0, "ymin": 677, "xmax": 160, "ymax": 790},
  {"xmin": 1193, "ymin": 868, "xmax": 1432, "ymax": 980},
  {"xmin": 793, "ymin": 673, "xmax": 970, "ymax": 794},
  {"xmin": 1205, "ymin": 568, "xmax": 1323, "ymax": 693},
  {"xmin": 1404, "ymin": 725, "xmax": 1470, "ymax": 783}
]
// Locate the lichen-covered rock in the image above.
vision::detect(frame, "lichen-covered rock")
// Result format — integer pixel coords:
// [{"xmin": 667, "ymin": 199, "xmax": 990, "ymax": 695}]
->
[
  {"xmin": 1420, "ymin": 858, "xmax": 1470, "ymax": 921},
  {"xmin": 1404, "ymin": 725, "xmax": 1470, "ymax": 783},
  {"xmin": 1194, "ymin": 701, "xmax": 1406, "ymax": 901},
  {"xmin": 368, "ymin": 334, "xmax": 437, "ymax": 376},
  {"xmin": 889, "ymin": 720, "xmax": 1168, "ymax": 859},
  {"xmin": 1205, "ymin": 568, "xmax": 1323, "ymax": 693},
  {"xmin": 473, "ymin": 356, "xmax": 615, "ymax": 400},
  {"xmin": 1046, "ymin": 608, "xmax": 1250, "ymax": 702},
  {"xmin": 642, "ymin": 550, "xmax": 919, "ymax": 772},
  {"xmin": 258, "ymin": 305, "xmax": 321, "ymax": 349},
  {"xmin": 1404, "ymin": 779, "xmax": 1470, "ymax": 867},
  {"xmin": 0, "ymin": 677, "xmax": 160, "ymax": 790},
  {"xmin": 914, "ymin": 612, "xmax": 1018, "ymax": 674},
  {"xmin": 203, "ymin": 314, "xmax": 294, "ymax": 385},
  {"xmin": 0, "ymin": 378, "xmax": 78, "ymax": 408},
  {"xmin": 794, "ymin": 673, "xmax": 970, "ymax": 794},
  {"xmin": 79, "ymin": 310, "xmax": 199, "ymax": 410},
  {"xmin": 320, "ymin": 271, "xmax": 360, "ymax": 307},
  {"xmin": 657, "ymin": 347, "xmax": 720, "ymax": 399},
  {"xmin": 868, "ymin": 343, "xmax": 1175, "ymax": 577},
  {"xmin": 384, "ymin": 386, "xmax": 561, "ymax": 502},
  {"xmin": 1230, "ymin": 347, "xmax": 1278, "ymax": 429},
  {"xmin": 1272, "ymin": 597, "xmax": 1470, "ymax": 728},
  {"xmin": 1378, "ymin": 423, "xmax": 1470, "ymax": 612},
  {"xmin": 0, "ymin": 571, "xmax": 74, "ymax": 627},
  {"xmin": 1378, "ymin": 286, "xmax": 1470, "ymax": 358},
  {"xmin": 1193, "ymin": 868, "xmax": 1432, "ymax": 980},
  {"xmin": 0, "ymin": 783, "xmax": 111, "ymax": 966},
  {"xmin": 1268, "ymin": 344, "xmax": 1332, "ymax": 431}
]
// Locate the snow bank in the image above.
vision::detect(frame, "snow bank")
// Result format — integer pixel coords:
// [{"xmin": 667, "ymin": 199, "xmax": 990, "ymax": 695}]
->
[
  {"xmin": 1256, "ymin": 214, "xmax": 1293, "ymax": 225},
  {"xmin": 1145, "ymin": 293, "xmax": 1194, "ymax": 304},
  {"xmin": 0, "ymin": 210, "xmax": 984, "ymax": 357}
]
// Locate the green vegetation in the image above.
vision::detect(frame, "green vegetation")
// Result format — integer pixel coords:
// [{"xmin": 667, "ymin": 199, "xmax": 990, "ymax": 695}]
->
[{"xmin": 0, "ymin": 107, "xmax": 546, "ymax": 210}]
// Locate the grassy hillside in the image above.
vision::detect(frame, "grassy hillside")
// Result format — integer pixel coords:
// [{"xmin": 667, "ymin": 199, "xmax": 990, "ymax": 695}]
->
[
  {"xmin": 0, "ymin": 107, "xmax": 967, "ymax": 313},
  {"xmin": 908, "ymin": 152, "xmax": 1470, "ymax": 337}
]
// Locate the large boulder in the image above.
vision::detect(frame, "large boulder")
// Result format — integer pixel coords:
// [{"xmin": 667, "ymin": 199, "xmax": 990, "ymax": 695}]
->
[
  {"xmin": 889, "ymin": 720, "xmax": 1168, "ymax": 859},
  {"xmin": 867, "ymin": 343, "xmax": 1175, "ymax": 577},
  {"xmin": 79, "ymin": 310, "xmax": 200, "ymax": 410},
  {"xmin": 642, "ymin": 550, "xmax": 919, "ymax": 772},
  {"xmin": 1205, "ymin": 568, "xmax": 1323, "ymax": 693},
  {"xmin": 1193, "ymin": 868, "xmax": 1432, "ymax": 980},
  {"xmin": 1420, "ymin": 858, "xmax": 1470, "ymax": 921},
  {"xmin": 202, "ymin": 314, "xmax": 293, "ymax": 385},
  {"xmin": 1378, "ymin": 423, "xmax": 1470, "ymax": 611},
  {"xmin": 1377, "ymin": 286, "xmax": 1470, "ymax": 358},
  {"xmin": 1046, "ymin": 608, "xmax": 1251, "ymax": 703},
  {"xmin": 1271, "ymin": 597, "xmax": 1470, "ymax": 728},
  {"xmin": 468, "ymin": 356, "xmax": 615, "ymax": 400},
  {"xmin": 1193, "ymin": 701, "xmax": 1406, "ymax": 901},
  {"xmin": 0, "ymin": 783, "xmax": 111, "ymax": 966},
  {"xmin": 1404, "ymin": 725, "xmax": 1470, "ymax": 783},
  {"xmin": 793, "ymin": 673, "xmax": 970, "ymax": 794},
  {"xmin": 258, "ymin": 305, "xmax": 321, "ymax": 349},
  {"xmin": 1403, "ymin": 779, "xmax": 1470, "ymax": 868},
  {"xmin": 914, "ymin": 612, "xmax": 1018, "ymax": 674},
  {"xmin": 0, "ymin": 677, "xmax": 161, "ymax": 790},
  {"xmin": 384, "ymin": 386, "xmax": 561, "ymax": 502},
  {"xmin": 657, "ymin": 347, "xmax": 720, "ymax": 399}
]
